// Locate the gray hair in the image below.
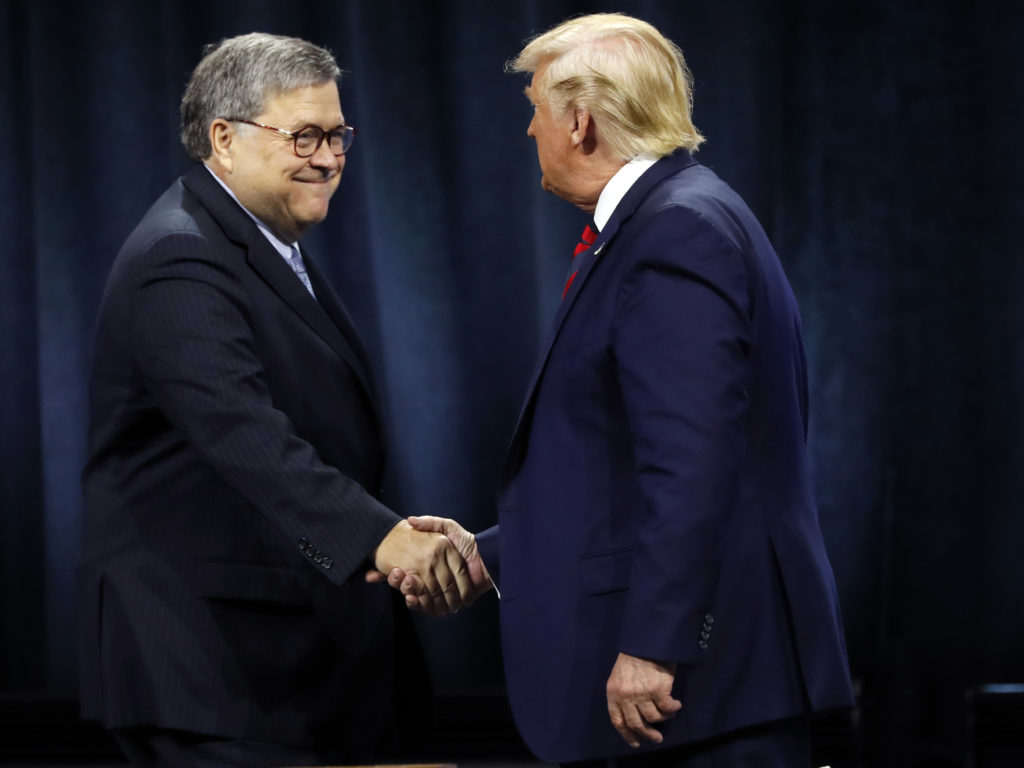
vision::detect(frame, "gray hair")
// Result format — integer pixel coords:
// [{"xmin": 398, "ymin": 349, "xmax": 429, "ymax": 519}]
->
[{"xmin": 180, "ymin": 32, "xmax": 341, "ymax": 161}]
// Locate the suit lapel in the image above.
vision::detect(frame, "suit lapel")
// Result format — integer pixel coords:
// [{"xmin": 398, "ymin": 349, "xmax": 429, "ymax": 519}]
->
[
  {"xmin": 300, "ymin": 251, "xmax": 379, "ymax": 398},
  {"xmin": 503, "ymin": 152, "xmax": 699, "ymax": 473},
  {"xmin": 181, "ymin": 164, "xmax": 376, "ymax": 402}
]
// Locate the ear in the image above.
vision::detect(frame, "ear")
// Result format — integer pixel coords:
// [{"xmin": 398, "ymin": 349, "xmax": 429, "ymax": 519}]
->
[
  {"xmin": 571, "ymin": 109, "xmax": 598, "ymax": 155},
  {"xmin": 207, "ymin": 118, "xmax": 236, "ymax": 173}
]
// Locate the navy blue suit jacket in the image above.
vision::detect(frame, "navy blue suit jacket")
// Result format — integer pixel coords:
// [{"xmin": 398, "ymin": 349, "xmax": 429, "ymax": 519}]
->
[
  {"xmin": 79, "ymin": 164, "xmax": 417, "ymax": 756},
  {"xmin": 477, "ymin": 151, "xmax": 854, "ymax": 762}
]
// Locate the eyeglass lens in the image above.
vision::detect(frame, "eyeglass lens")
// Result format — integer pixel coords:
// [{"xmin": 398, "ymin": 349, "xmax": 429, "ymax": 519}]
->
[{"xmin": 294, "ymin": 126, "xmax": 353, "ymax": 157}]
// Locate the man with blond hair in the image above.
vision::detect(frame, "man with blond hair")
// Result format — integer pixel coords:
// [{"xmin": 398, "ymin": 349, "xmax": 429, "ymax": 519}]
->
[{"xmin": 399, "ymin": 12, "xmax": 854, "ymax": 767}]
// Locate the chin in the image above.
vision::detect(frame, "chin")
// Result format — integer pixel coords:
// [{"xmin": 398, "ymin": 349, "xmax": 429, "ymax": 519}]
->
[
  {"xmin": 542, "ymin": 181, "xmax": 570, "ymax": 204},
  {"xmin": 295, "ymin": 196, "xmax": 333, "ymax": 221}
]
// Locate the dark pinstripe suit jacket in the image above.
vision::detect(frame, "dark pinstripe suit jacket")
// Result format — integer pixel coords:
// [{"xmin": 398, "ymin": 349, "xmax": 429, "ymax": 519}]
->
[{"xmin": 79, "ymin": 164, "xmax": 415, "ymax": 756}]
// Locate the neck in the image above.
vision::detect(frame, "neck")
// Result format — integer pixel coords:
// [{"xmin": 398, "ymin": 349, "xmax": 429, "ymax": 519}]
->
[{"xmin": 569, "ymin": 158, "xmax": 625, "ymax": 214}]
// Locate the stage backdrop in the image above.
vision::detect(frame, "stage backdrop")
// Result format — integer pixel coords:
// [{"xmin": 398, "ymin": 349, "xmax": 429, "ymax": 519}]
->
[{"xmin": 1, "ymin": 0, "xmax": 1022, "ymax": 765}]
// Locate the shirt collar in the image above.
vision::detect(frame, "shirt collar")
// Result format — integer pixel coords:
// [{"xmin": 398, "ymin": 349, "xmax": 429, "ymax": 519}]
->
[
  {"xmin": 204, "ymin": 164, "xmax": 297, "ymax": 260},
  {"xmin": 593, "ymin": 155, "xmax": 658, "ymax": 231}
]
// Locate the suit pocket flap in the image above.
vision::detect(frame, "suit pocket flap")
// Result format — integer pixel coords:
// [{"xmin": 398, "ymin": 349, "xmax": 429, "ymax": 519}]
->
[
  {"xmin": 194, "ymin": 562, "xmax": 315, "ymax": 606},
  {"xmin": 580, "ymin": 548, "xmax": 634, "ymax": 595}
]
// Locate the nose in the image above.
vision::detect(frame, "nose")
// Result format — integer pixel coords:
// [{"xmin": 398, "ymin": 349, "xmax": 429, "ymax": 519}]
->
[{"xmin": 308, "ymin": 140, "xmax": 341, "ymax": 173}]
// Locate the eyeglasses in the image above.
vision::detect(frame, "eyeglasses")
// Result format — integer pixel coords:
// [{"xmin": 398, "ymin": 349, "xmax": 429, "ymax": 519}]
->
[{"xmin": 226, "ymin": 118, "xmax": 356, "ymax": 157}]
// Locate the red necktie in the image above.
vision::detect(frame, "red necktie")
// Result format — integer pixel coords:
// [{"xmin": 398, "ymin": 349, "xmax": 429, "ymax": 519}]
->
[{"xmin": 563, "ymin": 223, "xmax": 598, "ymax": 299}]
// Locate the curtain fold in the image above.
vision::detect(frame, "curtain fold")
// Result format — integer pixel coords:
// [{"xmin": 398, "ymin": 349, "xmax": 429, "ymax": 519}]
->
[{"xmin": 2, "ymin": 0, "xmax": 1022, "ymax": 763}]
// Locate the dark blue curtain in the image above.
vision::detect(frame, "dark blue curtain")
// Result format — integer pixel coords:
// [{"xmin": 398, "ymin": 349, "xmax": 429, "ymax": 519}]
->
[{"xmin": 2, "ymin": 0, "xmax": 1022, "ymax": 765}]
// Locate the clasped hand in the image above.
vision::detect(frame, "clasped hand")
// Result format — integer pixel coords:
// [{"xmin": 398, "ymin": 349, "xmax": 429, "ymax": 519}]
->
[
  {"xmin": 369, "ymin": 522, "xmax": 676, "ymax": 746},
  {"xmin": 366, "ymin": 517, "xmax": 492, "ymax": 616}
]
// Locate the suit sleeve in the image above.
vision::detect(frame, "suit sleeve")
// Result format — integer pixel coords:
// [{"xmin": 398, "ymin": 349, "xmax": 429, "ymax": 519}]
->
[
  {"xmin": 129, "ymin": 232, "xmax": 399, "ymax": 584},
  {"xmin": 612, "ymin": 206, "xmax": 752, "ymax": 665}
]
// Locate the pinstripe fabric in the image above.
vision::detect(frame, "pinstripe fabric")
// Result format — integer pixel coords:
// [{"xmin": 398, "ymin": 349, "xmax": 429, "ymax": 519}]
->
[{"xmin": 78, "ymin": 164, "xmax": 417, "ymax": 755}]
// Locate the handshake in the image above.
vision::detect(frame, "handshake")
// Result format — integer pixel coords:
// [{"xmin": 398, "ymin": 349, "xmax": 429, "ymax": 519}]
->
[{"xmin": 367, "ymin": 515, "xmax": 492, "ymax": 616}]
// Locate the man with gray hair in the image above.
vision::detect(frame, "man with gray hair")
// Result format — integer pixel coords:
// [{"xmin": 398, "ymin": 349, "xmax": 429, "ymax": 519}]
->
[
  {"xmin": 79, "ymin": 32, "xmax": 477, "ymax": 767},
  {"xmin": 399, "ymin": 12, "xmax": 855, "ymax": 767}
]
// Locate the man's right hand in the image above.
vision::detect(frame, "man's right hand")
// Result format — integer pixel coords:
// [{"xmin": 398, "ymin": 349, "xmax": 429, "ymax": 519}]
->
[
  {"xmin": 367, "ymin": 516, "xmax": 492, "ymax": 616},
  {"xmin": 371, "ymin": 519, "xmax": 472, "ymax": 615}
]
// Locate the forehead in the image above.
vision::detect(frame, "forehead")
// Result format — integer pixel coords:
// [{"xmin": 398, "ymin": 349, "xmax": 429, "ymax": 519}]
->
[
  {"xmin": 526, "ymin": 66, "xmax": 546, "ymax": 99},
  {"xmin": 525, "ymin": 59, "xmax": 558, "ymax": 109},
  {"xmin": 524, "ymin": 82, "xmax": 544, "ymax": 110}
]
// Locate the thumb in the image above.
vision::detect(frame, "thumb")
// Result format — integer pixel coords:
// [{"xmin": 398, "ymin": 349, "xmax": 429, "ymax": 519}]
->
[{"xmin": 406, "ymin": 515, "xmax": 447, "ymax": 533}]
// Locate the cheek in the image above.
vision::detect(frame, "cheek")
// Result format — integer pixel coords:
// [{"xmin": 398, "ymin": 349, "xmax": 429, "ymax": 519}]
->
[{"xmin": 537, "ymin": 139, "xmax": 554, "ymax": 166}]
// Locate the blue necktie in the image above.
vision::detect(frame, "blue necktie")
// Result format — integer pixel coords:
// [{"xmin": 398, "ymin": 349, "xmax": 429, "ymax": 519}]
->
[{"xmin": 288, "ymin": 245, "xmax": 316, "ymax": 298}]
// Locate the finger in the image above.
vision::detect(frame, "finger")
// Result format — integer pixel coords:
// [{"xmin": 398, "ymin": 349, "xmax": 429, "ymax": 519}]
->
[
  {"xmin": 653, "ymin": 692, "xmax": 682, "ymax": 718},
  {"xmin": 422, "ymin": 567, "xmax": 443, "ymax": 599},
  {"xmin": 638, "ymin": 698, "xmax": 664, "ymax": 724},
  {"xmin": 443, "ymin": 540, "xmax": 475, "ymax": 604},
  {"xmin": 387, "ymin": 568, "xmax": 406, "ymax": 589},
  {"xmin": 432, "ymin": 558, "xmax": 463, "ymax": 614},
  {"xmin": 622, "ymin": 702, "xmax": 663, "ymax": 744},
  {"xmin": 607, "ymin": 702, "xmax": 640, "ymax": 748},
  {"xmin": 404, "ymin": 593, "xmax": 423, "ymax": 612},
  {"xmin": 365, "ymin": 569, "xmax": 386, "ymax": 584},
  {"xmin": 637, "ymin": 698, "xmax": 673, "ymax": 727},
  {"xmin": 411, "ymin": 562, "xmax": 449, "ymax": 616},
  {"xmin": 422, "ymin": 537, "xmax": 463, "ymax": 613},
  {"xmin": 400, "ymin": 582, "xmax": 440, "ymax": 616},
  {"xmin": 399, "ymin": 573, "xmax": 426, "ymax": 596}
]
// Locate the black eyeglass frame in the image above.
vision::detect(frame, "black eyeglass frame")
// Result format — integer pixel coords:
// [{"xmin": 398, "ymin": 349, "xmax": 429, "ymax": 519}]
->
[{"xmin": 225, "ymin": 118, "xmax": 356, "ymax": 157}]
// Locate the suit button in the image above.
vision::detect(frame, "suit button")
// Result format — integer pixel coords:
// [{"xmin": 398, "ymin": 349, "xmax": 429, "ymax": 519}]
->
[
  {"xmin": 322, "ymin": 558, "xmax": 333, "ymax": 569},
  {"xmin": 705, "ymin": 614, "xmax": 714, "ymax": 624},
  {"xmin": 298, "ymin": 538, "xmax": 310, "ymax": 549},
  {"xmin": 701, "ymin": 631, "xmax": 710, "ymax": 640},
  {"xmin": 313, "ymin": 553, "xmax": 324, "ymax": 564},
  {"xmin": 699, "ymin": 640, "xmax": 709, "ymax": 650}
]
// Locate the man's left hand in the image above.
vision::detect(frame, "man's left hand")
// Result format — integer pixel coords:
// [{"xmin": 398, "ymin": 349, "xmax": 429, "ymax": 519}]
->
[{"xmin": 606, "ymin": 652, "xmax": 681, "ymax": 748}]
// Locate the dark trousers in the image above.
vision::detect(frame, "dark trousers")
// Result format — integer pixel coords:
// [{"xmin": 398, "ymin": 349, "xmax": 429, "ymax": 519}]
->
[
  {"xmin": 112, "ymin": 727, "xmax": 323, "ymax": 768},
  {"xmin": 568, "ymin": 716, "xmax": 812, "ymax": 768}
]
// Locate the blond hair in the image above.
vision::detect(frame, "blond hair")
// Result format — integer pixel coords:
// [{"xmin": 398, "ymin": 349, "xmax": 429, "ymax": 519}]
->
[{"xmin": 509, "ymin": 13, "xmax": 704, "ymax": 160}]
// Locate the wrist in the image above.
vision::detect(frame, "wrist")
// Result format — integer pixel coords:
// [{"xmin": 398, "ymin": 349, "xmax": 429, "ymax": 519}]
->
[{"xmin": 373, "ymin": 519, "xmax": 408, "ymax": 570}]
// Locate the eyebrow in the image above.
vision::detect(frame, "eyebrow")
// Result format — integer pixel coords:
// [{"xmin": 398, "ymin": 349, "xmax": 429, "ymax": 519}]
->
[{"xmin": 291, "ymin": 121, "xmax": 346, "ymax": 132}]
